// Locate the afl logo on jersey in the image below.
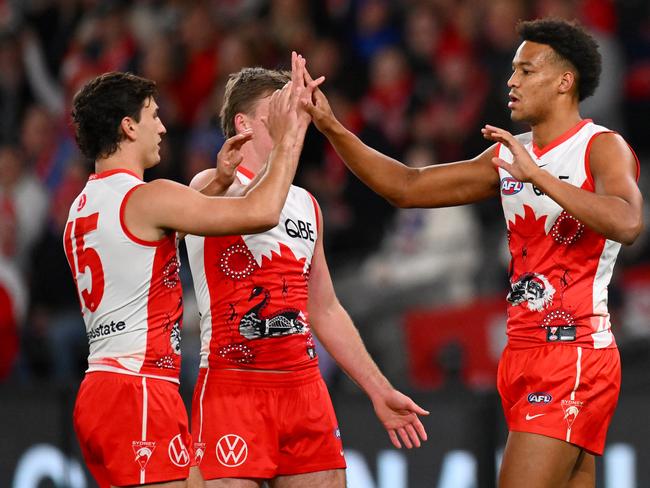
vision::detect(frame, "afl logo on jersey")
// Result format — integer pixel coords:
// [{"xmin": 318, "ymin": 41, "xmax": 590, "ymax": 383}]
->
[
  {"xmin": 501, "ymin": 177, "xmax": 524, "ymax": 195},
  {"xmin": 528, "ymin": 392, "xmax": 552, "ymax": 404},
  {"xmin": 77, "ymin": 194, "xmax": 87, "ymax": 211}
]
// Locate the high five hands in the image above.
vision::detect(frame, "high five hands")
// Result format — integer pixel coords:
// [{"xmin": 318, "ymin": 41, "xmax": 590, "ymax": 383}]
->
[{"xmin": 263, "ymin": 51, "xmax": 325, "ymax": 142}]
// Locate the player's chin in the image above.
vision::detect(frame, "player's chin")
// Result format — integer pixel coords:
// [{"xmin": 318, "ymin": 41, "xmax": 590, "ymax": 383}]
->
[
  {"xmin": 146, "ymin": 154, "xmax": 161, "ymax": 169},
  {"xmin": 509, "ymin": 109, "xmax": 526, "ymax": 123}
]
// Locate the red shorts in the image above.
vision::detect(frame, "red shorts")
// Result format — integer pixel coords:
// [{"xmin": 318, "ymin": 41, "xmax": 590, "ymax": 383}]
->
[
  {"xmin": 497, "ymin": 344, "xmax": 620, "ymax": 455},
  {"xmin": 191, "ymin": 367, "xmax": 346, "ymax": 480},
  {"xmin": 73, "ymin": 372, "xmax": 193, "ymax": 487}
]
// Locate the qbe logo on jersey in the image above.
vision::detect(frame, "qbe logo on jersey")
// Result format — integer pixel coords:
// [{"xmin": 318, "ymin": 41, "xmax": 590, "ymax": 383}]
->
[
  {"xmin": 501, "ymin": 177, "xmax": 524, "ymax": 195},
  {"xmin": 216, "ymin": 434, "xmax": 248, "ymax": 467}
]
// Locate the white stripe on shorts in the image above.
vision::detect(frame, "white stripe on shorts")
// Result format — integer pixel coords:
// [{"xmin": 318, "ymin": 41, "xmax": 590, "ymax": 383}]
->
[
  {"xmin": 566, "ymin": 347, "xmax": 583, "ymax": 443},
  {"xmin": 198, "ymin": 369, "xmax": 210, "ymax": 443},
  {"xmin": 141, "ymin": 376, "xmax": 148, "ymax": 484}
]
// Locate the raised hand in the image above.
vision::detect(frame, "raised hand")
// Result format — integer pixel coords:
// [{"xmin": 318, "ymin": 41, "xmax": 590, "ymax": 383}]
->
[
  {"xmin": 214, "ymin": 129, "xmax": 253, "ymax": 188},
  {"xmin": 265, "ymin": 51, "xmax": 325, "ymax": 144},
  {"xmin": 372, "ymin": 389, "xmax": 429, "ymax": 449},
  {"xmin": 265, "ymin": 78, "xmax": 295, "ymax": 145},
  {"xmin": 482, "ymin": 124, "xmax": 541, "ymax": 182},
  {"xmin": 290, "ymin": 53, "xmax": 325, "ymax": 130},
  {"xmin": 301, "ymin": 64, "xmax": 336, "ymax": 134}
]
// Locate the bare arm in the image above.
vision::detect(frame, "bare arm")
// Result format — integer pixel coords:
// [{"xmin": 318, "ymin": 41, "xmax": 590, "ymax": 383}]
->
[
  {"xmin": 303, "ymin": 84, "xmax": 500, "ymax": 208},
  {"xmin": 308, "ymin": 203, "xmax": 429, "ymax": 448},
  {"xmin": 485, "ymin": 126, "xmax": 643, "ymax": 245},
  {"xmin": 128, "ymin": 137, "xmax": 303, "ymax": 238},
  {"xmin": 127, "ymin": 52, "xmax": 323, "ymax": 239}
]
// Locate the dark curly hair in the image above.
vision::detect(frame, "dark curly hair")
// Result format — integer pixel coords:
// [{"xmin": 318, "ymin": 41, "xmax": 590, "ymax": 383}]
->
[
  {"xmin": 220, "ymin": 67, "xmax": 290, "ymax": 138},
  {"xmin": 71, "ymin": 72, "xmax": 157, "ymax": 161},
  {"xmin": 517, "ymin": 18, "xmax": 601, "ymax": 101}
]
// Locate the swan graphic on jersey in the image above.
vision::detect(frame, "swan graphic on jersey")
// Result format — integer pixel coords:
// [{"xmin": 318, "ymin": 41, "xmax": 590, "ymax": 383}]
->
[{"xmin": 239, "ymin": 286, "xmax": 307, "ymax": 339}]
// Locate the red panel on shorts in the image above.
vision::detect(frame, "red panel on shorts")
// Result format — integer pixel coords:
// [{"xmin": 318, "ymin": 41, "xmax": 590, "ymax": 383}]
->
[
  {"xmin": 73, "ymin": 372, "xmax": 193, "ymax": 486},
  {"xmin": 497, "ymin": 344, "xmax": 620, "ymax": 455},
  {"xmin": 191, "ymin": 367, "xmax": 346, "ymax": 480}
]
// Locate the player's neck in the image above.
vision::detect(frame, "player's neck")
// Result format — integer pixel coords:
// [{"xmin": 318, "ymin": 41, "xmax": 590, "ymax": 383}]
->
[
  {"xmin": 239, "ymin": 146, "xmax": 266, "ymax": 176},
  {"xmin": 530, "ymin": 108, "xmax": 583, "ymax": 150},
  {"xmin": 95, "ymin": 148, "xmax": 145, "ymax": 179}
]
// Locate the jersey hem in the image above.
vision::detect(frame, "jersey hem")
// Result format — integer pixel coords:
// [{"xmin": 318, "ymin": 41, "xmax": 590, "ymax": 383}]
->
[
  {"xmin": 504, "ymin": 340, "xmax": 617, "ymax": 351},
  {"xmin": 86, "ymin": 365, "xmax": 180, "ymax": 384}
]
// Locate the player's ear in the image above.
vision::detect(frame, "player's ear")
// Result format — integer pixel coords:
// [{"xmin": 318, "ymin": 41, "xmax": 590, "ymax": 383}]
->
[
  {"xmin": 558, "ymin": 70, "xmax": 576, "ymax": 96},
  {"xmin": 234, "ymin": 113, "xmax": 249, "ymax": 134},
  {"xmin": 120, "ymin": 116, "xmax": 137, "ymax": 141}
]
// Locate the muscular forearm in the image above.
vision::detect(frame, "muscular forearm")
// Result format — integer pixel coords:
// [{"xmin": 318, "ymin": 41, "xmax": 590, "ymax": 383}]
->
[
  {"xmin": 531, "ymin": 170, "xmax": 642, "ymax": 244},
  {"xmin": 321, "ymin": 121, "xmax": 414, "ymax": 207},
  {"xmin": 198, "ymin": 177, "xmax": 231, "ymax": 197},
  {"xmin": 311, "ymin": 304, "xmax": 392, "ymax": 400}
]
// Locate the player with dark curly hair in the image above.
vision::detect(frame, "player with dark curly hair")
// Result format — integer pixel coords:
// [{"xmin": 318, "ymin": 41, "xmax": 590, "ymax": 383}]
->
[
  {"xmin": 63, "ymin": 55, "xmax": 320, "ymax": 488},
  {"xmin": 304, "ymin": 18, "xmax": 643, "ymax": 488}
]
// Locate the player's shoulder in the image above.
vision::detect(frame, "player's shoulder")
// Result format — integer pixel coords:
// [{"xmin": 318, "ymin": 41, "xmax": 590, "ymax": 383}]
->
[
  {"xmin": 128, "ymin": 178, "xmax": 186, "ymax": 203},
  {"xmin": 291, "ymin": 184, "xmax": 318, "ymax": 203},
  {"xmin": 584, "ymin": 120, "xmax": 631, "ymax": 151},
  {"xmin": 189, "ymin": 168, "xmax": 217, "ymax": 190}
]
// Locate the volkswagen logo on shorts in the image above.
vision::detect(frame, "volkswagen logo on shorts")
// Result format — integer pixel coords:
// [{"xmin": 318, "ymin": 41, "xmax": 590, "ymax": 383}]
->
[
  {"xmin": 168, "ymin": 434, "xmax": 190, "ymax": 467},
  {"xmin": 501, "ymin": 177, "xmax": 524, "ymax": 195},
  {"xmin": 216, "ymin": 434, "xmax": 248, "ymax": 467}
]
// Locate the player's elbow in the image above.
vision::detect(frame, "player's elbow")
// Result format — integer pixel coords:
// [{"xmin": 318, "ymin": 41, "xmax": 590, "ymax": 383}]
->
[
  {"xmin": 618, "ymin": 219, "xmax": 643, "ymax": 246},
  {"xmin": 389, "ymin": 167, "xmax": 422, "ymax": 208}
]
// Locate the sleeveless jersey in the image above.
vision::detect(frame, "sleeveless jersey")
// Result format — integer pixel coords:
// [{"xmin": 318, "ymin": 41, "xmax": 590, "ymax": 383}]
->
[
  {"xmin": 185, "ymin": 168, "xmax": 319, "ymax": 371},
  {"xmin": 63, "ymin": 169, "xmax": 183, "ymax": 382},
  {"xmin": 497, "ymin": 119, "xmax": 639, "ymax": 349}
]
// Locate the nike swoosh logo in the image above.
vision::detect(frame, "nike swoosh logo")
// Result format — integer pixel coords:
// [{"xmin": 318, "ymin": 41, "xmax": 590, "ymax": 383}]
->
[
  {"xmin": 525, "ymin": 413, "xmax": 546, "ymax": 420},
  {"xmin": 538, "ymin": 163, "xmax": 548, "ymax": 168}
]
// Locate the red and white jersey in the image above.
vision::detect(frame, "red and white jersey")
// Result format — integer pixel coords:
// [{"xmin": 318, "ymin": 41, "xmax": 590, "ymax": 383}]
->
[
  {"xmin": 63, "ymin": 169, "xmax": 183, "ymax": 382},
  {"xmin": 185, "ymin": 167, "xmax": 319, "ymax": 371},
  {"xmin": 497, "ymin": 119, "xmax": 639, "ymax": 349}
]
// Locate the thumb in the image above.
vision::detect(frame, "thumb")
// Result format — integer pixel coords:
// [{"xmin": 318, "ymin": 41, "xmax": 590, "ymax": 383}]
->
[
  {"xmin": 492, "ymin": 157, "xmax": 509, "ymax": 170},
  {"xmin": 400, "ymin": 395, "xmax": 429, "ymax": 416},
  {"xmin": 301, "ymin": 99, "xmax": 316, "ymax": 115}
]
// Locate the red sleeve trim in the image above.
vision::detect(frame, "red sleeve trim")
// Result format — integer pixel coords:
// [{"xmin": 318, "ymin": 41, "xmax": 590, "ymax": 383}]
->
[
  {"xmin": 584, "ymin": 131, "xmax": 640, "ymax": 192},
  {"xmin": 628, "ymin": 143, "xmax": 641, "ymax": 182},
  {"xmin": 119, "ymin": 184, "xmax": 169, "ymax": 247},
  {"xmin": 89, "ymin": 169, "xmax": 142, "ymax": 181},
  {"xmin": 307, "ymin": 192, "xmax": 320, "ymax": 233},
  {"xmin": 493, "ymin": 143, "xmax": 502, "ymax": 174}
]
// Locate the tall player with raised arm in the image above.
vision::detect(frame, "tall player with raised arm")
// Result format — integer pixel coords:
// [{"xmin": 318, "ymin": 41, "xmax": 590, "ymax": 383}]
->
[
  {"xmin": 185, "ymin": 64, "xmax": 429, "ymax": 487},
  {"xmin": 63, "ymin": 52, "xmax": 317, "ymax": 488},
  {"xmin": 304, "ymin": 18, "xmax": 643, "ymax": 488}
]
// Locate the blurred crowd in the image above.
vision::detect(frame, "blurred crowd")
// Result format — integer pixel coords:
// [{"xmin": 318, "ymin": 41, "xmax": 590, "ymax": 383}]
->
[{"xmin": 0, "ymin": 0, "xmax": 648, "ymax": 386}]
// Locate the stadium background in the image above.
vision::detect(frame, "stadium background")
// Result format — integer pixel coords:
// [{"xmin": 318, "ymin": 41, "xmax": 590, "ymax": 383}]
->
[{"xmin": 0, "ymin": 0, "xmax": 648, "ymax": 486}]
